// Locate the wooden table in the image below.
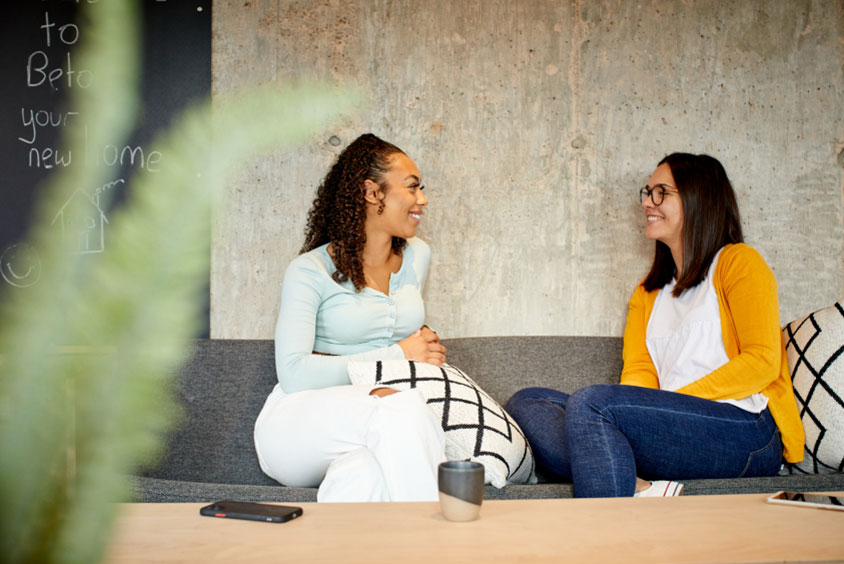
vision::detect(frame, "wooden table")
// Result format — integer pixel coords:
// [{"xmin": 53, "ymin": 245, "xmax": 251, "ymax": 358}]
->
[{"xmin": 104, "ymin": 494, "xmax": 844, "ymax": 563}]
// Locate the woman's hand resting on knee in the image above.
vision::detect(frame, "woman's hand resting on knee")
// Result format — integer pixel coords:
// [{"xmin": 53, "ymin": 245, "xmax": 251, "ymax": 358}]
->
[{"xmin": 398, "ymin": 326, "xmax": 447, "ymax": 366}]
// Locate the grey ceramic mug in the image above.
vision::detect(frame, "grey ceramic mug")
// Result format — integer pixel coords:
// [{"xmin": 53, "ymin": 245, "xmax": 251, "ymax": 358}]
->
[{"xmin": 438, "ymin": 461, "xmax": 485, "ymax": 521}]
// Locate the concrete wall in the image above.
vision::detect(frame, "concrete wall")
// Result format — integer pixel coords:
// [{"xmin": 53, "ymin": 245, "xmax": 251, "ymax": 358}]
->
[{"xmin": 210, "ymin": 0, "xmax": 844, "ymax": 340}]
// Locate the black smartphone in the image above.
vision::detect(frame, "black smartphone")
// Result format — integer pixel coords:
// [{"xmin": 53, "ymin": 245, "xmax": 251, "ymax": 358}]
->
[
  {"xmin": 766, "ymin": 491, "xmax": 844, "ymax": 512},
  {"xmin": 199, "ymin": 500, "xmax": 303, "ymax": 523}
]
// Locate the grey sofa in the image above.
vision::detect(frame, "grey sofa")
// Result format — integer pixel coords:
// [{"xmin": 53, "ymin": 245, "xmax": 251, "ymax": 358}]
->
[{"xmin": 133, "ymin": 337, "xmax": 844, "ymax": 502}]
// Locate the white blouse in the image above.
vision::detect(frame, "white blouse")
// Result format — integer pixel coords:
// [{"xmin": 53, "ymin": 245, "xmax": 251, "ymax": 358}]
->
[{"xmin": 646, "ymin": 248, "xmax": 768, "ymax": 413}]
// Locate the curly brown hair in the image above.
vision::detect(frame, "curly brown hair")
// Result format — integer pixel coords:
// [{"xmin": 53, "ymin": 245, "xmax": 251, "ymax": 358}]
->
[{"xmin": 301, "ymin": 133, "xmax": 408, "ymax": 291}]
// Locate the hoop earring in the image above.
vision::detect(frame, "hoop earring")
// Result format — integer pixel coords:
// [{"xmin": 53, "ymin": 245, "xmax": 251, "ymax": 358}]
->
[{"xmin": 377, "ymin": 202, "xmax": 385, "ymax": 215}]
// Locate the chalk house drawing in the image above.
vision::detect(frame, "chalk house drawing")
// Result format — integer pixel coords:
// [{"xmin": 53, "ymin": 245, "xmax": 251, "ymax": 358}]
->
[
  {"xmin": 51, "ymin": 189, "xmax": 109, "ymax": 254},
  {"xmin": 1, "ymin": 243, "xmax": 42, "ymax": 288}
]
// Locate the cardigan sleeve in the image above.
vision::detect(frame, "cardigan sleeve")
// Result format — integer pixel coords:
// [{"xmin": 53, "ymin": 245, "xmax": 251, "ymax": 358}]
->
[
  {"xmin": 620, "ymin": 284, "xmax": 660, "ymax": 389},
  {"xmin": 675, "ymin": 244, "xmax": 783, "ymax": 400}
]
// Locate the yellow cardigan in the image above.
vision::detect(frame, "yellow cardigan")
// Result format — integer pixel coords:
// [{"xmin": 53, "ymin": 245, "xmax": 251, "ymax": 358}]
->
[{"xmin": 620, "ymin": 243, "xmax": 804, "ymax": 463}]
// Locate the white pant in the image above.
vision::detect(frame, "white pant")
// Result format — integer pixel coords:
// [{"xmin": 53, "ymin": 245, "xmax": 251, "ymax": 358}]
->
[{"xmin": 254, "ymin": 384, "xmax": 446, "ymax": 502}]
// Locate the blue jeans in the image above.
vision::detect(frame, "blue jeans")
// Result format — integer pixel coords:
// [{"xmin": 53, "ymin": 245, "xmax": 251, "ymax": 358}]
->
[{"xmin": 505, "ymin": 385, "xmax": 783, "ymax": 498}]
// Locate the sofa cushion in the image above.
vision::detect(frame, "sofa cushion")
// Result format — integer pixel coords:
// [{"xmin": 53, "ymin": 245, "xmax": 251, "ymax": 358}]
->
[
  {"xmin": 782, "ymin": 301, "xmax": 844, "ymax": 474},
  {"xmin": 347, "ymin": 360, "xmax": 536, "ymax": 488}
]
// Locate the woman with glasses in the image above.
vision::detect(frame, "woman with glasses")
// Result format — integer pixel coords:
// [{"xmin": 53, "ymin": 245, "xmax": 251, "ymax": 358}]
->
[
  {"xmin": 506, "ymin": 153, "xmax": 804, "ymax": 497},
  {"xmin": 253, "ymin": 134, "xmax": 447, "ymax": 502}
]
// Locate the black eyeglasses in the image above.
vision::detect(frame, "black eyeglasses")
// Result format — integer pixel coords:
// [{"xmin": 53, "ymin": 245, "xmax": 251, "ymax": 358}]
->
[{"xmin": 639, "ymin": 184, "xmax": 677, "ymax": 206}]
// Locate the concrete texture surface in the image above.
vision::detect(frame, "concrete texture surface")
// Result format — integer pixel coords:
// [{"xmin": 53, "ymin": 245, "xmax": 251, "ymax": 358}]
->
[{"xmin": 210, "ymin": 0, "xmax": 844, "ymax": 340}]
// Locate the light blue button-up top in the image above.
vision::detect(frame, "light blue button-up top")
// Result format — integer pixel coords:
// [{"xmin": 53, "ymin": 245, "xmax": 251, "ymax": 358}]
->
[{"xmin": 274, "ymin": 237, "xmax": 430, "ymax": 393}]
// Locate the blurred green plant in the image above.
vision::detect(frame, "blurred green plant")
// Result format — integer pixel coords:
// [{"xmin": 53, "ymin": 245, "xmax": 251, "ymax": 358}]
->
[{"xmin": 0, "ymin": 2, "xmax": 359, "ymax": 563}]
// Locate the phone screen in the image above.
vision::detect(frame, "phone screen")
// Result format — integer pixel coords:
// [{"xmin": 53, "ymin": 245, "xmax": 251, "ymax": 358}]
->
[
  {"xmin": 767, "ymin": 491, "xmax": 844, "ymax": 511},
  {"xmin": 200, "ymin": 501, "xmax": 303, "ymax": 523}
]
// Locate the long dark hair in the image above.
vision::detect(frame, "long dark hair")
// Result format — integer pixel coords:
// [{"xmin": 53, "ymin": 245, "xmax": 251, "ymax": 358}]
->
[
  {"xmin": 301, "ymin": 133, "xmax": 407, "ymax": 291},
  {"xmin": 642, "ymin": 153, "xmax": 743, "ymax": 296}
]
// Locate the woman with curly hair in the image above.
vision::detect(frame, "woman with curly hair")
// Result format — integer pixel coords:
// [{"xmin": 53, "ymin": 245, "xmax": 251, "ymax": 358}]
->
[{"xmin": 254, "ymin": 133, "xmax": 447, "ymax": 502}]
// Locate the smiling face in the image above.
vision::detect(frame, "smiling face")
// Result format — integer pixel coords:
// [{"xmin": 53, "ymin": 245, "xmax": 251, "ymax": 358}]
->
[
  {"xmin": 0, "ymin": 243, "xmax": 41, "ymax": 288},
  {"xmin": 366, "ymin": 152, "xmax": 428, "ymax": 239},
  {"xmin": 643, "ymin": 162, "xmax": 684, "ymax": 255}
]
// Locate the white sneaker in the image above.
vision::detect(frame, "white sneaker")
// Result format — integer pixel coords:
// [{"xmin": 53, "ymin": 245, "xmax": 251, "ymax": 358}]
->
[{"xmin": 634, "ymin": 480, "xmax": 684, "ymax": 497}]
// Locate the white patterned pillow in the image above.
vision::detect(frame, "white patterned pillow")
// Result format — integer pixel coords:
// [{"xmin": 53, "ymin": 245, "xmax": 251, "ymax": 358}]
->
[
  {"xmin": 347, "ymin": 360, "xmax": 536, "ymax": 488},
  {"xmin": 782, "ymin": 301, "xmax": 844, "ymax": 474}
]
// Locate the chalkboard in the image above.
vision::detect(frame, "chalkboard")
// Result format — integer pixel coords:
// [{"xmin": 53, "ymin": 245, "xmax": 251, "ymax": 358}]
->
[{"xmin": 0, "ymin": 0, "xmax": 211, "ymax": 336}]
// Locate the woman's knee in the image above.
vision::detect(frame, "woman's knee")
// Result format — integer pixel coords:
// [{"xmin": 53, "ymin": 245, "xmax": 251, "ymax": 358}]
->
[
  {"xmin": 254, "ymin": 428, "xmax": 327, "ymax": 487},
  {"xmin": 372, "ymin": 389, "xmax": 442, "ymax": 440},
  {"xmin": 254, "ymin": 387, "xmax": 375, "ymax": 486},
  {"xmin": 505, "ymin": 387, "xmax": 567, "ymax": 416},
  {"xmin": 567, "ymin": 384, "xmax": 619, "ymax": 415},
  {"xmin": 506, "ymin": 387, "xmax": 541, "ymax": 416},
  {"xmin": 505, "ymin": 387, "xmax": 572, "ymax": 446}
]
